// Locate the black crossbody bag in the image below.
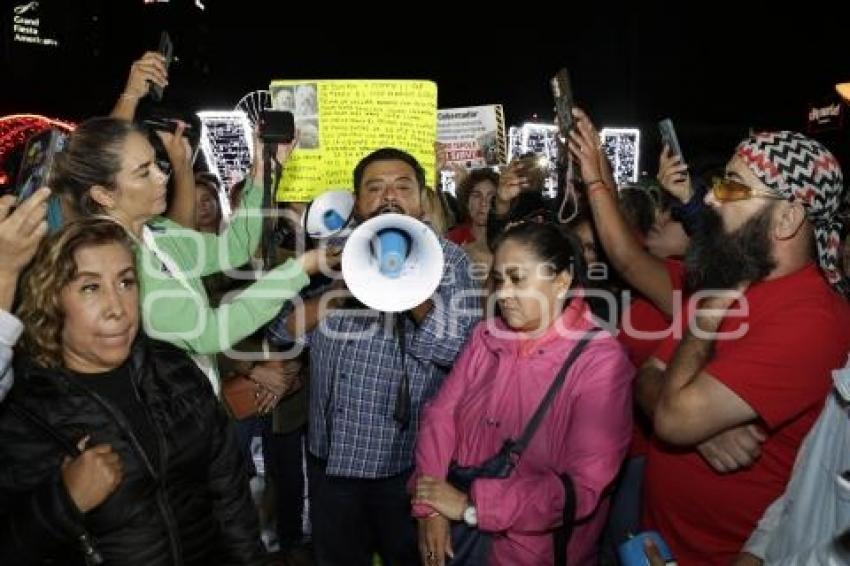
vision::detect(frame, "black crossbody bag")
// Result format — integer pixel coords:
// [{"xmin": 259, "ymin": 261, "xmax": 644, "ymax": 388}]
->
[{"xmin": 444, "ymin": 329, "xmax": 599, "ymax": 566}]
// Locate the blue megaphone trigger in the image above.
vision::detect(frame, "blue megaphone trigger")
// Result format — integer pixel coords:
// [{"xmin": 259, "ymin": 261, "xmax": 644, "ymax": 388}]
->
[{"xmin": 374, "ymin": 228, "xmax": 411, "ymax": 279}]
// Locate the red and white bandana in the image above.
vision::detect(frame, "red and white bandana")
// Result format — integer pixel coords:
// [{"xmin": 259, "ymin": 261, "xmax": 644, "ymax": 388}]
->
[{"xmin": 735, "ymin": 131, "xmax": 845, "ymax": 290}]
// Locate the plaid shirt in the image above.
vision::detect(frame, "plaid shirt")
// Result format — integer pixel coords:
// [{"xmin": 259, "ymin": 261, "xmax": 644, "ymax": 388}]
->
[{"xmin": 268, "ymin": 239, "xmax": 480, "ymax": 478}]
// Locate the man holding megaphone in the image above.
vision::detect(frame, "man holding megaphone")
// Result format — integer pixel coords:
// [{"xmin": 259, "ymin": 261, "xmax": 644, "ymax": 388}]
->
[{"xmin": 268, "ymin": 148, "xmax": 480, "ymax": 566}]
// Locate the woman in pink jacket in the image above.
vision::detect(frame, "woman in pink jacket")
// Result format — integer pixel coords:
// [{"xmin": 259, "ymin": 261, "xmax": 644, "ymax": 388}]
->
[{"xmin": 412, "ymin": 222, "xmax": 634, "ymax": 566}]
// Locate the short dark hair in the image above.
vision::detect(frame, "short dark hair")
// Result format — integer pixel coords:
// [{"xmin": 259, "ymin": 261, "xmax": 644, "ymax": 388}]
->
[
  {"xmin": 352, "ymin": 148, "xmax": 426, "ymax": 193},
  {"xmin": 617, "ymin": 186, "xmax": 657, "ymax": 237}
]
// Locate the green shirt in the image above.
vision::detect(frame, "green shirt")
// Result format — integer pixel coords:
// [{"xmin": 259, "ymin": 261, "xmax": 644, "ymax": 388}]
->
[{"xmin": 136, "ymin": 178, "xmax": 309, "ymax": 357}]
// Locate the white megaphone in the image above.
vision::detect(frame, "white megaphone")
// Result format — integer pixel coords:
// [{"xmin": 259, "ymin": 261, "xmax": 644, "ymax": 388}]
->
[
  {"xmin": 342, "ymin": 213, "xmax": 445, "ymax": 312},
  {"xmin": 302, "ymin": 190, "xmax": 355, "ymax": 240}
]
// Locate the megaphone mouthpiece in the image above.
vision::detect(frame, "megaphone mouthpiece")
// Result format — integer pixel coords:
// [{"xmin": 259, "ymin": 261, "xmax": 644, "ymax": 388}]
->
[{"xmin": 374, "ymin": 228, "xmax": 411, "ymax": 279}]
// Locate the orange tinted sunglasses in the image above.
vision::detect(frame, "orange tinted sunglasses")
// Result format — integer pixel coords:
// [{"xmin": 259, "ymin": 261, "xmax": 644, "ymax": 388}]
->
[{"xmin": 710, "ymin": 178, "xmax": 784, "ymax": 202}]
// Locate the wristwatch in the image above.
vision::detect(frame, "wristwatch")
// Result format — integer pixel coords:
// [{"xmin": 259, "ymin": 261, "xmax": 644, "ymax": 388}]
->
[{"xmin": 462, "ymin": 504, "xmax": 478, "ymax": 527}]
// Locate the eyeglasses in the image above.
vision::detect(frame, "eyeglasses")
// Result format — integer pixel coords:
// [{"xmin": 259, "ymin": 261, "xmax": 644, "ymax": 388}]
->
[{"xmin": 710, "ymin": 178, "xmax": 785, "ymax": 202}]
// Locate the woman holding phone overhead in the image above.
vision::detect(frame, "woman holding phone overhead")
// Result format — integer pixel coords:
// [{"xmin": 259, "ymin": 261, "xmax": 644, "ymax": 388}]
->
[
  {"xmin": 109, "ymin": 51, "xmax": 204, "ymax": 233},
  {"xmin": 50, "ymin": 116, "xmax": 333, "ymax": 392}
]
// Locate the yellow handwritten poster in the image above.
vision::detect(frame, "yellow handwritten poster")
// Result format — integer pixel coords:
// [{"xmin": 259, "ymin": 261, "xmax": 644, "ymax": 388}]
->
[{"xmin": 269, "ymin": 80, "xmax": 438, "ymax": 202}]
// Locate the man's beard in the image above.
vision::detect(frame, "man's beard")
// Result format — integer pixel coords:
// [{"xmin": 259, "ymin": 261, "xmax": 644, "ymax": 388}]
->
[{"xmin": 684, "ymin": 205, "xmax": 777, "ymax": 293}]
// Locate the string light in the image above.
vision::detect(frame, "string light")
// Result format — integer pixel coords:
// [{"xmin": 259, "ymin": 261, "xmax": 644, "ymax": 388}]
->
[
  {"xmin": 599, "ymin": 127, "xmax": 640, "ymax": 185},
  {"xmin": 0, "ymin": 114, "xmax": 75, "ymax": 131},
  {"xmin": 196, "ymin": 110, "xmax": 254, "ymax": 214},
  {"xmin": 508, "ymin": 122, "xmax": 561, "ymax": 196}
]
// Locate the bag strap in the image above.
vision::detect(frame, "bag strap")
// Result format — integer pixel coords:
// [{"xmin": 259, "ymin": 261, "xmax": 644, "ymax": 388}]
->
[
  {"xmin": 554, "ymin": 473, "xmax": 576, "ymax": 565},
  {"xmin": 509, "ymin": 328, "xmax": 600, "ymax": 457},
  {"xmin": 393, "ymin": 314, "xmax": 412, "ymax": 429}
]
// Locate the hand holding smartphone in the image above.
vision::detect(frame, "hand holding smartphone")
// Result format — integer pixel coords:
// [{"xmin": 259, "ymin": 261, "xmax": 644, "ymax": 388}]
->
[
  {"xmin": 14, "ymin": 129, "xmax": 67, "ymax": 203},
  {"xmin": 149, "ymin": 31, "xmax": 173, "ymax": 102},
  {"xmin": 657, "ymin": 118, "xmax": 694, "ymax": 203},
  {"xmin": 142, "ymin": 117, "xmax": 192, "ymax": 136},
  {"xmin": 658, "ymin": 118, "xmax": 684, "ymax": 162},
  {"xmin": 551, "ymin": 68, "xmax": 575, "ymax": 140}
]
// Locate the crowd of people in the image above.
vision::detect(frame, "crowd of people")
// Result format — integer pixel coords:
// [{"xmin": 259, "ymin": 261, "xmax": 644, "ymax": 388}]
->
[{"xmin": 0, "ymin": 50, "xmax": 849, "ymax": 566}]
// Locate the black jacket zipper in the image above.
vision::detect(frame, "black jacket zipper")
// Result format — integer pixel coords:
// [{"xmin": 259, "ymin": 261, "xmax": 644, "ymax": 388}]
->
[{"xmin": 59, "ymin": 375, "xmax": 184, "ymax": 566}]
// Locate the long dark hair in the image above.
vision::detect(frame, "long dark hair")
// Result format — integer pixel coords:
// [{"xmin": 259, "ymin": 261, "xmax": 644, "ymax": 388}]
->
[{"xmin": 456, "ymin": 168, "xmax": 499, "ymax": 223}]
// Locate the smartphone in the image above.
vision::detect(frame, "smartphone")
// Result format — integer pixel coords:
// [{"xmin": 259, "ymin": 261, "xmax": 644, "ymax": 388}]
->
[
  {"xmin": 550, "ymin": 68, "xmax": 574, "ymax": 140},
  {"xmin": 258, "ymin": 110, "xmax": 295, "ymax": 144},
  {"xmin": 15, "ymin": 128, "xmax": 67, "ymax": 202},
  {"xmin": 150, "ymin": 31, "xmax": 173, "ymax": 102},
  {"xmin": 516, "ymin": 154, "xmax": 546, "ymax": 185},
  {"xmin": 658, "ymin": 118, "xmax": 684, "ymax": 161},
  {"xmin": 142, "ymin": 117, "xmax": 194, "ymax": 136},
  {"xmin": 141, "ymin": 107, "xmax": 202, "ymax": 165}
]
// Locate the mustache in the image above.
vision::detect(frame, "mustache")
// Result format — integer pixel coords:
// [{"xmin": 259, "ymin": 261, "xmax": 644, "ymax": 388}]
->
[{"xmin": 370, "ymin": 203, "xmax": 405, "ymax": 218}]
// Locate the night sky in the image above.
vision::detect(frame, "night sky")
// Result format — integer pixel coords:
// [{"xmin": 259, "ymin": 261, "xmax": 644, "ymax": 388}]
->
[{"xmin": 4, "ymin": 1, "xmax": 849, "ymax": 174}]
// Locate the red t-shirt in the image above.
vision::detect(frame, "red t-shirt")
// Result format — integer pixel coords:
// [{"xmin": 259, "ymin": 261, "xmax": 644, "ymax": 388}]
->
[
  {"xmin": 617, "ymin": 260, "xmax": 684, "ymax": 455},
  {"xmin": 642, "ymin": 263, "xmax": 850, "ymax": 565},
  {"xmin": 447, "ymin": 223, "xmax": 474, "ymax": 246},
  {"xmin": 618, "ymin": 260, "xmax": 685, "ymax": 368}
]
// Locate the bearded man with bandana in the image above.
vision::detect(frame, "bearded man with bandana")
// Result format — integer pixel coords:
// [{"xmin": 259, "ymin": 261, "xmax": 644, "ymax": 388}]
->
[{"xmin": 569, "ymin": 110, "xmax": 850, "ymax": 565}]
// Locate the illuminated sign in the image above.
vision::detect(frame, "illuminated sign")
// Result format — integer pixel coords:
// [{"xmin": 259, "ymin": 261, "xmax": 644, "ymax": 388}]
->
[
  {"xmin": 807, "ymin": 101, "xmax": 843, "ymax": 134},
  {"xmin": 196, "ymin": 110, "xmax": 254, "ymax": 189},
  {"xmin": 600, "ymin": 127, "xmax": 640, "ymax": 185},
  {"xmin": 11, "ymin": 1, "xmax": 59, "ymax": 48}
]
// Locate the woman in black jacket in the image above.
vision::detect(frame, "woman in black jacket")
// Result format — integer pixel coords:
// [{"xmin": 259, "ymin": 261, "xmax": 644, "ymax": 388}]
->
[{"xmin": 0, "ymin": 218, "xmax": 265, "ymax": 565}]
